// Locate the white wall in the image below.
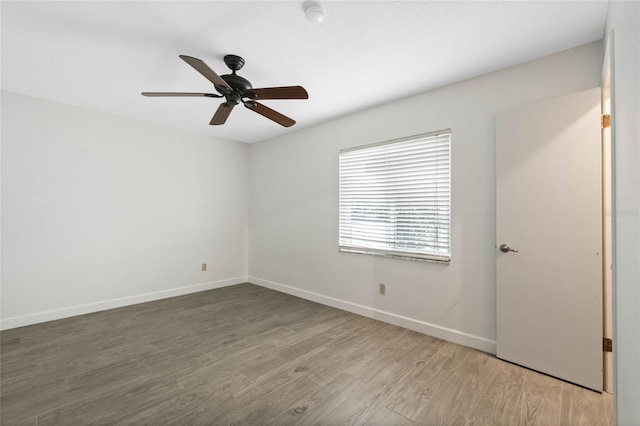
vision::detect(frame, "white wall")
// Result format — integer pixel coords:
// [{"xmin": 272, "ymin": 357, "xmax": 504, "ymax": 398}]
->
[
  {"xmin": 606, "ymin": 1, "xmax": 640, "ymax": 424},
  {"xmin": 249, "ymin": 41, "xmax": 603, "ymax": 353},
  {"xmin": 1, "ymin": 91, "xmax": 249, "ymax": 329}
]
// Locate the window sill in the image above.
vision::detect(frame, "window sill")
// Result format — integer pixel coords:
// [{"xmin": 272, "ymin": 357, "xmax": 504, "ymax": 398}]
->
[{"xmin": 339, "ymin": 246, "xmax": 451, "ymax": 264}]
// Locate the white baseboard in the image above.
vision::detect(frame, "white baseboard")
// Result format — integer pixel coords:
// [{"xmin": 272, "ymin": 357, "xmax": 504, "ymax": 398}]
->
[
  {"xmin": 249, "ymin": 276, "xmax": 496, "ymax": 355},
  {"xmin": 0, "ymin": 276, "xmax": 248, "ymax": 330}
]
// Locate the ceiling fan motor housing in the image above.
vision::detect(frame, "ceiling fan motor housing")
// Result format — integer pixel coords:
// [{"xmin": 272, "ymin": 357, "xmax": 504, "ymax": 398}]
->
[
  {"xmin": 220, "ymin": 73, "xmax": 253, "ymax": 93},
  {"xmin": 220, "ymin": 54, "xmax": 253, "ymax": 101}
]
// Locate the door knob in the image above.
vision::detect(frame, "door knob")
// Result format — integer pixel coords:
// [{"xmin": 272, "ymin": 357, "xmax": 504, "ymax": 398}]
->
[{"xmin": 499, "ymin": 244, "xmax": 518, "ymax": 253}]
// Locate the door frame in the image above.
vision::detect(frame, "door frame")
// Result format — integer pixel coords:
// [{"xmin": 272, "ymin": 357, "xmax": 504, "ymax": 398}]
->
[{"xmin": 601, "ymin": 34, "xmax": 614, "ymax": 394}]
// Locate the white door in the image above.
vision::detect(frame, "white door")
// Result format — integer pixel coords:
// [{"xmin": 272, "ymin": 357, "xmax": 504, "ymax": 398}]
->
[{"xmin": 496, "ymin": 88, "xmax": 603, "ymax": 391}]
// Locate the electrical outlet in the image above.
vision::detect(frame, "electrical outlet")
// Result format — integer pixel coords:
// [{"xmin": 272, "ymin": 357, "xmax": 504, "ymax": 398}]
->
[
  {"xmin": 201, "ymin": 263, "xmax": 207, "ymax": 272},
  {"xmin": 379, "ymin": 283, "xmax": 386, "ymax": 295}
]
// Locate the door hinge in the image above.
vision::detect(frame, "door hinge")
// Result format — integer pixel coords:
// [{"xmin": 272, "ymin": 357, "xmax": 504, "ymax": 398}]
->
[
  {"xmin": 601, "ymin": 114, "xmax": 611, "ymax": 129},
  {"xmin": 603, "ymin": 337, "xmax": 613, "ymax": 352}
]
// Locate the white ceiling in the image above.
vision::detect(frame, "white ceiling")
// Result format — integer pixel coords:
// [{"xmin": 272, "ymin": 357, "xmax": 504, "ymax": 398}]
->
[{"xmin": 1, "ymin": 1, "xmax": 608, "ymax": 144}]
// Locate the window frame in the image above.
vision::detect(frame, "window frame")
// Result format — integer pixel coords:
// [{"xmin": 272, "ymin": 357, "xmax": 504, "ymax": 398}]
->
[{"xmin": 338, "ymin": 129, "xmax": 452, "ymax": 263}]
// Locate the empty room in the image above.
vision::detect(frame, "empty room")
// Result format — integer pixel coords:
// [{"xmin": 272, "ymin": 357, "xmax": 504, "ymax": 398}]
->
[{"xmin": 1, "ymin": 1, "xmax": 638, "ymax": 425}]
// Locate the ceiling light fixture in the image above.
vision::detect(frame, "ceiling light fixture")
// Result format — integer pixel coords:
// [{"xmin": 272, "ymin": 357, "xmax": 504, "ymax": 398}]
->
[{"xmin": 304, "ymin": 2, "xmax": 324, "ymax": 24}]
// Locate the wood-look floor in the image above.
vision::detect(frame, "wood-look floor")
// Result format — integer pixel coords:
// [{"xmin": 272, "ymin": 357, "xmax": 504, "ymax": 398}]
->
[{"xmin": 1, "ymin": 283, "xmax": 612, "ymax": 425}]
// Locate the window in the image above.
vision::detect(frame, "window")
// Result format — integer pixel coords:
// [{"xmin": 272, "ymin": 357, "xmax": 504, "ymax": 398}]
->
[{"xmin": 339, "ymin": 130, "xmax": 451, "ymax": 262}]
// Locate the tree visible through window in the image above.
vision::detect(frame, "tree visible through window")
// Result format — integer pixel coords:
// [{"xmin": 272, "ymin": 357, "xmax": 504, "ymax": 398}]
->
[{"xmin": 339, "ymin": 130, "xmax": 451, "ymax": 262}]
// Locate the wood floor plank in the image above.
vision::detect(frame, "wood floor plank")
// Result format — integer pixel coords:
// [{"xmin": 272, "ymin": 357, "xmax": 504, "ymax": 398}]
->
[
  {"xmin": 112, "ymin": 372, "xmax": 248, "ymax": 425},
  {"xmin": 285, "ymin": 307, "xmax": 356, "ymax": 334},
  {"xmin": 36, "ymin": 339, "xmax": 157, "ymax": 381},
  {"xmin": 231, "ymin": 322, "xmax": 370, "ymax": 406},
  {"xmin": 233, "ymin": 320, "xmax": 398, "ymax": 411},
  {"xmin": 523, "ymin": 369, "xmax": 563, "ymax": 403},
  {"xmin": 560, "ymin": 382, "xmax": 608, "ymax": 426},
  {"xmin": 189, "ymin": 326, "xmax": 293, "ymax": 368},
  {"xmin": 362, "ymin": 406, "xmax": 416, "ymax": 425},
  {"xmin": 1, "ymin": 316, "xmax": 88, "ymax": 348},
  {"xmin": 257, "ymin": 318, "xmax": 379, "ymax": 388},
  {"xmin": 0, "ymin": 357, "xmax": 40, "ymax": 382},
  {"xmin": 352, "ymin": 335, "xmax": 448, "ymax": 425},
  {"xmin": 268, "ymin": 372, "xmax": 369, "ymax": 425},
  {"xmin": 466, "ymin": 357, "xmax": 527, "ymax": 425},
  {"xmin": 2, "ymin": 360, "xmax": 157, "ymax": 424},
  {"xmin": 0, "ymin": 377, "xmax": 70, "ymax": 424},
  {"xmin": 1, "ymin": 340, "xmax": 62, "ymax": 381},
  {"xmin": 146, "ymin": 326, "xmax": 293, "ymax": 380},
  {"xmin": 235, "ymin": 374, "xmax": 322, "ymax": 424},
  {"xmin": 383, "ymin": 341, "xmax": 472, "ymax": 420},
  {"xmin": 343, "ymin": 327, "xmax": 424, "ymax": 382},
  {"xmin": 236, "ymin": 332, "xmax": 333, "ymax": 380},
  {"xmin": 603, "ymin": 392, "xmax": 613, "ymax": 426},
  {"xmin": 36, "ymin": 375, "xmax": 183, "ymax": 425},
  {"xmin": 0, "ymin": 284, "xmax": 612, "ymax": 425},
  {"xmin": 0, "ymin": 339, "xmax": 61, "ymax": 361},
  {"xmin": 66, "ymin": 359, "xmax": 152, "ymax": 391},
  {"xmin": 140, "ymin": 316, "xmax": 291, "ymax": 373},
  {"xmin": 166, "ymin": 394, "xmax": 247, "ymax": 426},
  {"xmin": 233, "ymin": 361, "xmax": 317, "ymax": 407},
  {"xmin": 309, "ymin": 321, "xmax": 399, "ymax": 384},
  {"xmin": 319, "ymin": 315, "xmax": 377, "ymax": 339},
  {"xmin": 0, "ymin": 369, "xmax": 66, "ymax": 398},
  {"xmin": 414, "ymin": 349, "xmax": 500, "ymax": 425},
  {"xmin": 517, "ymin": 391, "xmax": 561, "ymax": 426},
  {"xmin": 511, "ymin": 369, "xmax": 564, "ymax": 426}
]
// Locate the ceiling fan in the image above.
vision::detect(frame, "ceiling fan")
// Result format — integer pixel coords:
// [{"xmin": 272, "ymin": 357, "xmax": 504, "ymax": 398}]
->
[{"xmin": 142, "ymin": 54, "xmax": 308, "ymax": 127}]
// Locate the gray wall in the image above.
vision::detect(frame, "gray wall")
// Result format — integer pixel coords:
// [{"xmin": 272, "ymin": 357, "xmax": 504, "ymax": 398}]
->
[
  {"xmin": 606, "ymin": 1, "xmax": 640, "ymax": 424},
  {"xmin": 1, "ymin": 91, "xmax": 249, "ymax": 328},
  {"xmin": 249, "ymin": 41, "xmax": 603, "ymax": 353}
]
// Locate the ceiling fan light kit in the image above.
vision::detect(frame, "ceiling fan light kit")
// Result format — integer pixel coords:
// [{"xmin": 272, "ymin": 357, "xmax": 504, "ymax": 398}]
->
[{"xmin": 142, "ymin": 54, "xmax": 308, "ymax": 128}]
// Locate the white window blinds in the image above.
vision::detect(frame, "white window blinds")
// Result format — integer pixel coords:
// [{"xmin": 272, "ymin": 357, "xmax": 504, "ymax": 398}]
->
[{"xmin": 339, "ymin": 130, "xmax": 451, "ymax": 262}]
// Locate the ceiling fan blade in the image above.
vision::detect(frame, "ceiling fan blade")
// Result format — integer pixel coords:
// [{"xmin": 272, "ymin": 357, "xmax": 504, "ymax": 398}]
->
[
  {"xmin": 179, "ymin": 55, "xmax": 233, "ymax": 95},
  {"xmin": 245, "ymin": 86, "xmax": 309, "ymax": 100},
  {"xmin": 210, "ymin": 102, "xmax": 235, "ymax": 125},
  {"xmin": 141, "ymin": 92, "xmax": 222, "ymax": 98},
  {"xmin": 244, "ymin": 101, "xmax": 295, "ymax": 127}
]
